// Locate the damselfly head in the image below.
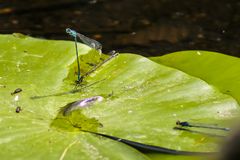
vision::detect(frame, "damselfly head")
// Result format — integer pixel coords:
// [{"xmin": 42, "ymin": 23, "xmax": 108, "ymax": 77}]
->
[
  {"xmin": 176, "ymin": 120, "xmax": 181, "ymax": 125},
  {"xmin": 66, "ymin": 28, "xmax": 77, "ymax": 38}
]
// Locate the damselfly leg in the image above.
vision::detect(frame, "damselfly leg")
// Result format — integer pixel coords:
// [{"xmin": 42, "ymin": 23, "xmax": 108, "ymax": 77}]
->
[{"xmin": 66, "ymin": 28, "xmax": 82, "ymax": 83}]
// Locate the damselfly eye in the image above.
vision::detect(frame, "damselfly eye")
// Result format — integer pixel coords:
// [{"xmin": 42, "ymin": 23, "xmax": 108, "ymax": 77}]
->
[
  {"xmin": 66, "ymin": 28, "xmax": 71, "ymax": 33},
  {"xmin": 176, "ymin": 120, "xmax": 180, "ymax": 125}
]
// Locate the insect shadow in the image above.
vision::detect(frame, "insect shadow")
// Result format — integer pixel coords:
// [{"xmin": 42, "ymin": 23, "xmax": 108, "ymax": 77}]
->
[{"xmin": 30, "ymin": 79, "xmax": 105, "ymax": 100}]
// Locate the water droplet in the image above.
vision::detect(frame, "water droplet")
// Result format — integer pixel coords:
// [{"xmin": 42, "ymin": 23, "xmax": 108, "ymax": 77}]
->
[
  {"xmin": 14, "ymin": 95, "xmax": 19, "ymax": 101},
  {"xmin": 128, "ymin": 110, "xmax": 133, "ymax": 114},
  {"xmin": 197, "ymin": 51, "xmax": 201, "ymax": 55}
]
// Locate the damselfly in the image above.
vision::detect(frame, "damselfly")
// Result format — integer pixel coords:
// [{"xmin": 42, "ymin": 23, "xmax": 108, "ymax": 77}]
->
[
  {"xmin": 173, "ymin": 127, "xmax": 225, "ymax": 138},
  {"xmin": 66, "ymin": 28, "xmax": 103, "ymax": 83},
  {"xmin": 176, "ymin": 120, "xmax": 230, "ymax": 131},
  {"xmin": 66, "ymin": 28, "xmax": 102, "ymax": 52},
  {"xmin": 83, "ymin": 50, "xmax": 119, "ymax": 77}
]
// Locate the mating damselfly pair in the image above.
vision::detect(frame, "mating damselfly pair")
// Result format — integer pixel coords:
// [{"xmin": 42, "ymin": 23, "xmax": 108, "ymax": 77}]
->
[{"xmin": 66, "ymin": 28, "xmax": 118, "ymax": 84}]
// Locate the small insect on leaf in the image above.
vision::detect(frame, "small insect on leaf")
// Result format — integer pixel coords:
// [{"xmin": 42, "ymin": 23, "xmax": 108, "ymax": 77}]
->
[
  {"xmin": 66, "ymin": 28, "xmax": 103, "ymax": 84},
  {"xmin": 176, "ymin": 120, "xmax": 230, "ymax": 131},
  {"xmin": 11, "ymin": 88, "xmax": 22, "ymax": 95},
  {"xmin": 15, "ymin": 106, "xmax": 22, "ymax": 113}
]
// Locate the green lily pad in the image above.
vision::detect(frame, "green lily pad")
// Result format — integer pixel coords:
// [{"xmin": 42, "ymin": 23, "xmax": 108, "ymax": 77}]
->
[
  {"xmin": 148, "ymin": 50, "xmax": 240, "ymax": 160},
  {"xmin": 0, "ymin": 34, "xmax": 148, "ymax": 160},
  {"xmin": 150, "ymin": 50, "xmax": 240, "ymax": 103},
  {"xmin": 0, "ymin": 34, "xmax": 239, "ymax": 159},
  {"xmin": 63, "ymin": 53, "xmax": 238, "ymax": 151}
]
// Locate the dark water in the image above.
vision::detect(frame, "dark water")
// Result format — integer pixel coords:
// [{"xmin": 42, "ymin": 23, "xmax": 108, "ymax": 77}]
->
[{"xmin": 0, "ymin": 0, "xmax": 240, "ymax": 57}]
